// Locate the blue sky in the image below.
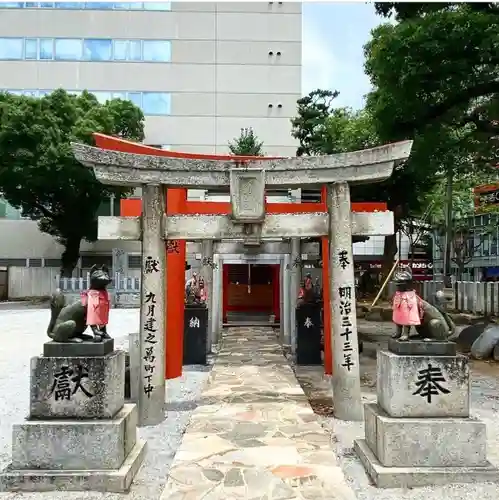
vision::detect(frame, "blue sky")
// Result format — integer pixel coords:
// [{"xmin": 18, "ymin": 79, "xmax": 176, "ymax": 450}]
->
[{"xmin": 302, "ymin": 2, "xmax": 387, "ymax": 109}]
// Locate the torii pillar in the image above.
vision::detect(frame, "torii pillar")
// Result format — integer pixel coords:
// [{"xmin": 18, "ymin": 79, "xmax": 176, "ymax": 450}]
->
[{"xmin": 165, "ymin": 188, "xmax": 187, "ymax": 379}]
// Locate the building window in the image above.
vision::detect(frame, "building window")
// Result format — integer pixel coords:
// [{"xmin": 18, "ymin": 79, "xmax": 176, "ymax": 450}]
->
[
  {"xmin": 83, "ymin": 39, "xmax": 112, "ymax": 61},
  {"xmin": 39, "ymin": 38, "xmax": 54, "ymax": 60},
  {"xmin": 142, "ymin": 40, "xmax": 171, "ymax": 62},
  {"xmin": 142, "ymin": 92, "xmax": 171, "ymax": 115},
  {"xmin": 127, "ymin": 92, "xmax": 143, "ymax": 108},
  {"xmin": 85, "ymin": 2, "xmax": 114, "ymax": 8},
  {"xmin": 0, "ymin": 38, "xmax": 23, "ymax": 60},
  {"xmin": 54, "ymin": 2, "xmax": 80, "ymax": 8},
  {"xmin": 0, "ymin": 2, "xmax": 171, "ymax": 10},
  {"xmin": 492, "ymin": 234, "xmax": 498, "ymax": 256},
  {"xmin": 54, "ymin": 38, "xmax": 83, "ymax": 60},
  {"xmin": 25, "ymin": 38, "xmax": 38, "ymax": 59},
  {"xmin": 92, "ymin": 91, "xmax": 112, "ymax": 104},
  {"xmin": 2, "ymin": 89, "xmax": 171, "ymax": 116},
  {"xmin": 0, "ymin": 258, "xmax": 27, "ymax": 267},
  {"xmin": 0, "ymin": 37, "xmax": 171, "ymax": 62},
  {"xmin": 128, "ymin": 255, "xmax": 141, "ymax": 269},
  {"xmin": 112, "ymin": 39, "xmax": 142, "ymax": 61},
  {"xmin": 44, "ymin": 259, "xmax": 61, "ymax": 267},
  {"xmin": 144, "ymin": 2, "xmax": 171, "ymax": 10}
]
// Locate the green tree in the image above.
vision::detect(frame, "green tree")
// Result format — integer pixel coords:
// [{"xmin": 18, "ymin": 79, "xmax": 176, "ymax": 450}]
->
[
  {"xmin": 0, "ymin": 89, "xmax": 145, "ymax": 276},
  {"xmin": 228, "ymin": 127, "xmax": 265, "ymax": 156},
  {"xmin": 365, "ymin": 4, "xmax": 499, "ymax": 168},
  {"xmin": 291, "ymin": 89, "xmax": 339, "ymax": 156},
  {"xmin": 291, "ymin": 91, "xmax": 438, "ymax": 273},
  {"xmin": 425, "ymin": 169, "xmax": 498, "ymax": 278},
  {"xmin": 363, "ymin": 3, "xmax": 499, "ymax": 280}
]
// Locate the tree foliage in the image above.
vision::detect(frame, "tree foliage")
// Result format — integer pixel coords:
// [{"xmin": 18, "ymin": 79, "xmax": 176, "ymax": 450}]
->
[
  {"xmin": 426, "ymin": 170, "xmax": 498, "ymax": 276},
  {"xmin": 0, "ymin": 89, "xmax": 145, "ymax": 276},
  {"xmin": 228, "ymin": 127, "xmax": 265, "ymax": 156},
  {"xmin": 366, "ymin": 3, "xmax": 499, "ymax": 169},
  {"xmin": 362, "ymin": 3, "xmax": 499, "ymax": 278},
  {"xmin": 291, "ymin": 89, "xmax": 339, "ymax": 156},
  {"xmin": 291, "ymin": 89, "xmax": 439, "ymax": 216}
]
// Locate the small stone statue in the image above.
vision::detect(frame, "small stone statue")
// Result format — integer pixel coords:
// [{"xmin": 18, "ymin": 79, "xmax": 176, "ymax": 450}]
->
[
  {"xmin": 47, "ymin": 265, "xmax": 112, "ymax": 343},
  {"xmin": 297, "ymin": 273, "xmax": 321, "ymax": 306},
  {"xmin": 313, "ymin": 277, "xmax": 323, "ymax": 301},
  {"xmin": 185, "ymin": 273, "xmax": 207, "ymax": 306},
  {"xmin": 391, "ymin": 267, "xmax": 455, "ymax": 341},
  {"xmin": 198, "ymin": 277, "xmax": 207, "ymax": 303}
]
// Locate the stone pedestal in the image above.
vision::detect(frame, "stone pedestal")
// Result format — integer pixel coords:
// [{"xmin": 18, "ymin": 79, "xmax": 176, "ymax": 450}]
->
[
  {"xmin": 296, "ymin": 303, "xmax": 322, "ymax": 365},
  {"xmin": 354, "ymin": 340, "xmax": 499, "ymax": 488},
  {"xmin": 184, "ymin": 305, "xmax": 208, "ymax": 365},
  {"xmin": 0, "ymin": 348, "xmax": 146, "ymax": 493}
]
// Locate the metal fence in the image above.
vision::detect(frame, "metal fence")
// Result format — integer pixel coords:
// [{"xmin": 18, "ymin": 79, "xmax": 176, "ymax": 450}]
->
[
  {"xmin": 387, "ymin": 280, "xmax": 444, "ymax": 303},
  {"xmin": 453, "ymin": 281, "xmax": 499, "ymax": 316},
  {"xmin": 58, "ymin": 273, "xmax": 140, "ymax": 308},
  {"xmin": 6, "ymin": 266, "xmax": 499, "ymax": 316},
  {"xmin": 387, "ymin": 280, "xmax": 499, "ymax": 316}
]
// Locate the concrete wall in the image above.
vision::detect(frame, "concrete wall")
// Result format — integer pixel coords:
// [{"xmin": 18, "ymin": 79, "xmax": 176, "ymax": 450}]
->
[
  {"xmin": 0, "ymin": 220, "xmax": 141, "ymax": 260},
  {"xmin": 7, "ymin": 267, "xmax": 59, "ymax": 298},
  {"xmin": 0, "ymin": 218, "xmax": 412, "ymax": 263}
]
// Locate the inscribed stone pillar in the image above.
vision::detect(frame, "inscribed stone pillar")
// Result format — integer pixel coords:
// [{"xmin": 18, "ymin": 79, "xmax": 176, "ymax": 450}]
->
[
  {"xmin": 201, "ymin": 240, "xmax": 214, "ymax": 353},
  {"xmin": 211, "ymin": 254, "xmax": 222, "ymax": 346},
  {"xmin": 139, "ymin": 185, "xmax": 166, "ymax": 426},
  {"xmin": 279, "ymin": 258, "xmax": 285, "ymax": 342},
  {"xmin": 327, "ymin": 182, "xmax": 363, "ymax": 421},
  {"xmin": 289, "ymin": 238, "xmax": 301, "ymax": 354},
  {"xmin": 283, "ymin": 253, "xmax": 291, "ymax": 346},
  {"xmin": 112, "ymin": 247, "xmax": 127, "ymax": 277}
]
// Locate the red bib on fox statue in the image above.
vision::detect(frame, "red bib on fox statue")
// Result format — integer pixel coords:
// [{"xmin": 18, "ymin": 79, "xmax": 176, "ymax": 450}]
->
[
  {"xmin": 392, "ymin": 290, "xmax": 423, "ymax": 326},
  {"xmin": 391, "ymin": 267, "xmax": 424, "ymax": 341},
  {"xmin": 81, "ymin": 289, "xmax": 110, "ymax": 326}
]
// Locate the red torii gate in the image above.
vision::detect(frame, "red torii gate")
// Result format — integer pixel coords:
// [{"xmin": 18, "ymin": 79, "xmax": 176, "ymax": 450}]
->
[{"xmin": 93, "ymin": 133, "xmax": 386, "ymax": 378}]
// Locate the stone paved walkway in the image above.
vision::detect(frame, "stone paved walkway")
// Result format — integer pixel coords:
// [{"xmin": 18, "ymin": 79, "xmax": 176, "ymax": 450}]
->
[{"xmin": 160, "ymin": 327, "xmax": 356, "ymax": 500}]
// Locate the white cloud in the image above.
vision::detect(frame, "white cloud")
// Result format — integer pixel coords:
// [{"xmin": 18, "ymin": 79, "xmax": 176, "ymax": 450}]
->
[{"xmin": 301, "ymin": 25, "xmax": 337, "ymax": 96}]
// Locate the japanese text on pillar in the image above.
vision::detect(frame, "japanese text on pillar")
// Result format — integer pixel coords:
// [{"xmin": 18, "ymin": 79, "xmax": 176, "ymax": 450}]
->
[
  {"xmin": 337, "ymin": 248, "xmax": 354, "ymax": 372},
  {"xmin": 143, "ymin": 253, "xmax": 159, "ymax": 397},
  {"xmin": 167, "ymin": 240, "xmax": 180, "ymax": 254}
]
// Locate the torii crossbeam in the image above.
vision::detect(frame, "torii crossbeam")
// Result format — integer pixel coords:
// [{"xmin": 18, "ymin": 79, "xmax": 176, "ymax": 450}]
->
[{"xmin": 73, "ymin": 137, "xmax": 413, "ymax": 426}]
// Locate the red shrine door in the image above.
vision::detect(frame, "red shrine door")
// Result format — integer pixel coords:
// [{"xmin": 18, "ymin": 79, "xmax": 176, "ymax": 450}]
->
[{"xmin": 222, "ymin": 263, "xmax": 280, "ymax": 323}]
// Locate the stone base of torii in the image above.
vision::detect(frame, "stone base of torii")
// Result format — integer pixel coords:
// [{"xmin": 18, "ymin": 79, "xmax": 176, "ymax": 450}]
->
[{"xmin": 72, "ymin": 135, "xmax": 413, "ymax": 427}]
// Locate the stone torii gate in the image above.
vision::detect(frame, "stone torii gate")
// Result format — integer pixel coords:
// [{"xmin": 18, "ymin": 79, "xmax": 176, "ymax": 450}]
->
[{"xmin": 72, "ymin": 139, "xmax": 413, "ymax": 426}]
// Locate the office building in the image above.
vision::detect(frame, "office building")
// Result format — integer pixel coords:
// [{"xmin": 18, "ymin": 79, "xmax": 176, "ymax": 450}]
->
[{"xmin": 0, "ymin": 1, "xmax": 302, "ymax": 270}]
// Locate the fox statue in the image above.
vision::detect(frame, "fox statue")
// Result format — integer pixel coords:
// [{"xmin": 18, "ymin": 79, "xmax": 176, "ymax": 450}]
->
[{"xmin": 47, "ymin": 265, "xmax": 112, "ymax": 343}]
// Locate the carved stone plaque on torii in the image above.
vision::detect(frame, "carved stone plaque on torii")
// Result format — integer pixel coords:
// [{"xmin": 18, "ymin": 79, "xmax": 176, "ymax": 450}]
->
[{"xmin": 72, "ymin": 139, "xmax": 413, "ymax": 426}]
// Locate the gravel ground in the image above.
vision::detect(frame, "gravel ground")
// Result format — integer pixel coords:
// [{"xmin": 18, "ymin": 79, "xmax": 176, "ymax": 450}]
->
[
  {"xmin": 0, "ymin": 307, "xmax": 211, "ymax": 500},
  {"xmin": 319, "ymin": 320, "xmax": 499, "ymax": 500}
]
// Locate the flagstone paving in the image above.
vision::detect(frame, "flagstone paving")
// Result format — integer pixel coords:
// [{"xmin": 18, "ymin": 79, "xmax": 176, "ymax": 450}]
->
[{"xmin": 160, "ymin": 327, "xmax": 356, "ymax": 500}]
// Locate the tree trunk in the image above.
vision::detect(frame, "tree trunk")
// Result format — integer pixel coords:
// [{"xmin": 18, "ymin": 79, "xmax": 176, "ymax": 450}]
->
[
  {"xmin": 381, "ymin": 233, "xmax": 398, "ymax": 298},
  {"xmin": 60, "ymin": 236, "xmax": 82, "ymax": 277},
  {"xmin": 457, "ymin": 263, "xmax": 465, "ymax": 281},
  {"xmin": 443, "ymin": 167, "xmax": 453, "ymax": 287}
]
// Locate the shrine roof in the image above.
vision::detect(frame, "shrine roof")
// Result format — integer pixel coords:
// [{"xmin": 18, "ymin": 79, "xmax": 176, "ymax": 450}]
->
[{"xmin": 72, "ymin": 137, "xmax": 413, "ymax": 189}]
